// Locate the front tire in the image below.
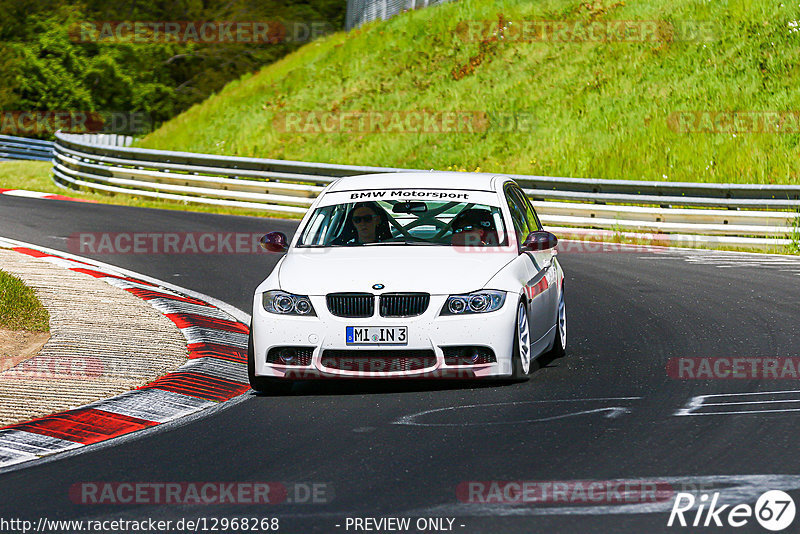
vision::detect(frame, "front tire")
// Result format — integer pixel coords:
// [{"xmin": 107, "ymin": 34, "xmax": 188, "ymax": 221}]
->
[
  {"xmin": 511, "ymin": 301, "xmax": 532, "ymax": 380},
  {"xmin": 248, "ymin": 329, "xmax": 293, "ymax": 395}
]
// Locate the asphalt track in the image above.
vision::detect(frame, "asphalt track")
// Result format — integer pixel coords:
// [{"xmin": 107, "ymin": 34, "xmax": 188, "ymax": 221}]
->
[{"xmin": 2, "ymin": 195, "xmax": 800, "ymax": 533}]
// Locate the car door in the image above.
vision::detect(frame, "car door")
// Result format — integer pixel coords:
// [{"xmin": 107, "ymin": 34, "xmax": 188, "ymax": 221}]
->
[
  {"xmin": 503, "ymin": 184, "xmax": 551, "ymax": 342},
  {"xmin": 515, "ymin": 186, "xmax": 559, "ymax": 321}
]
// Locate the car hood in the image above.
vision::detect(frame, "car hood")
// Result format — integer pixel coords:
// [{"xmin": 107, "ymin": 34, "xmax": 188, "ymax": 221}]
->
[{"xmin": 278, "ymin": 246, "xmax": 514, "ymax": 295}]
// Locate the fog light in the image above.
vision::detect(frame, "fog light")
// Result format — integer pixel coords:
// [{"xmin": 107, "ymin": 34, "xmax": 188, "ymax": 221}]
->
[
  {"xmin": 466, "ymin": 348, "xmax": 481, "ymax": 364},
  {"xmin": 279, "ymin": 348, "xmax": 297, "ymax": 364}
]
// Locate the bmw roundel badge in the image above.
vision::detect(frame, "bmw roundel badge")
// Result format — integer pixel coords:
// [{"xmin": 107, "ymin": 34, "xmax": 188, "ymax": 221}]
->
[{"xmin": 372, "ymin": 283, "xmax": 385, "ymax": 290}]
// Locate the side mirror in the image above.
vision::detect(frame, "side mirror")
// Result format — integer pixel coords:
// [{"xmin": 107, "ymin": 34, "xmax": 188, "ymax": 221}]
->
[
  {"xmin": 521, "ymin": 231, "xmax": 558, "ymax": 252},
  {"xmin": 260, "ymin": 232, "xmax": 288, "ymax": 253}
]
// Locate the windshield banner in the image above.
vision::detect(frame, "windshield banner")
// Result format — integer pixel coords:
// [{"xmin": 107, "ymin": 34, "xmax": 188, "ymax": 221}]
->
[{"xmin": 318, "ymin": 189, "xmax": 500, "ymax": 207}]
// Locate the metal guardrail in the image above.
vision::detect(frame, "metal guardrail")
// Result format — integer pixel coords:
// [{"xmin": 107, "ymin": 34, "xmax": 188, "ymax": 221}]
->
[
  {"xmin": 62, "ymin": 133, "xmax": 136, "ymax": 148},
  {"xmin": 346, "ymin": 0, "xmax": 453, "ymax": 30},
  {"xmin": 51, "ymin": 132, "xmax": 800, "ymax": 248},
  {"xmin": 0, "ymin": 135, "xmax": 54, "ymax": 161}
]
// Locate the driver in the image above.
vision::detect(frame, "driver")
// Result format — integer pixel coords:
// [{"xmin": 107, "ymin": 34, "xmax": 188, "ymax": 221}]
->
[
  {"xmin": 332, "ymin": 202, "xmax": 392, "ymax": 245},
  {"xmin": 450, "ymin": 208, "xmax": 499, "ymax": 246}
]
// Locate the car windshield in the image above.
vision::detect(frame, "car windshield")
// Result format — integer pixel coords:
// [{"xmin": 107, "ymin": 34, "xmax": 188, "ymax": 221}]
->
[{"xmin": 297, "ymin": 200, "xmax": 509, "ymax": 247}]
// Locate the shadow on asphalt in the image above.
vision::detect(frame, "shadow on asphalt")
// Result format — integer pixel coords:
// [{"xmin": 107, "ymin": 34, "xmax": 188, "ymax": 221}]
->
[
  {"xmin": 250, "ymin": 351, "xmax": 568, "ymax": 397},
  {"xmin": 250, "ymin": 379, "xmax": 503, "ymax": 397}
]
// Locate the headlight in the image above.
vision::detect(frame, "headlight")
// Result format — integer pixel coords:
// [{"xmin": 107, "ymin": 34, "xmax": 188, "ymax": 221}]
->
[
  {"xmin": 262, "ymin": 291, "xmax": 316, "ymax": 316},
  {"xmin": 441, "ymin": 290, "xmax": 506, "ymax": 315}
]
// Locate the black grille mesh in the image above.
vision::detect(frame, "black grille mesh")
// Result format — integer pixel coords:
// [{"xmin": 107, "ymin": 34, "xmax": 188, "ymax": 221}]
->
[
  {"xmin": 379, "ymin": 293, "xmax": 430, "ymax": 317},
  {"xmin": 326, "ymin": 293, "xmax": 374, "ymax": 318}
]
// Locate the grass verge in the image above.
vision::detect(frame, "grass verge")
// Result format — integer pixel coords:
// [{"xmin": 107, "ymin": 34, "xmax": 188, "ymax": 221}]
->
[
  {"xmin": 138, "ymin": 0, "xmax": 800, "ymax": 185},
  {"xmin": 0, "ymin": 269, "xmax": 49, "ymax": 332}
]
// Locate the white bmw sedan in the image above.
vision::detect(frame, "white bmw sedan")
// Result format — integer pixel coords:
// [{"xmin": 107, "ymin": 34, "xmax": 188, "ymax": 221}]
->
[{"xmin": 248, "ymin": 172, "xmax": 566, "ymax": 393}]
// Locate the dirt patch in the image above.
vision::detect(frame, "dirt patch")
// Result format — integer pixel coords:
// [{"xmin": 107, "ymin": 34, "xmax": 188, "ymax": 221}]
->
[{"xmin": 0, "ymin": 329, "xmax": 50, "ymax": 374}]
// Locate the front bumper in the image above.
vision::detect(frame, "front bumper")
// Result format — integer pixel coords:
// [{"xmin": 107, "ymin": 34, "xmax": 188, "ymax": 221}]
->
[{"xmin": 251, "ymin": 293, "xmax": 516, "ymax": 379}]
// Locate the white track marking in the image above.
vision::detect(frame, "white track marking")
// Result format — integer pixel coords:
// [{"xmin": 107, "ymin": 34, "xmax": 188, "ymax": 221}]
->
[
  {"xmin": 1, "ymin": 190, "xmax": 55, "ymax": 199},
  {"xmin": 687, "ymin": 408, "xmax": 800, "ymax": 416},
  {"xmin": 675, "ymin": 390, "xmax": 800, "ymax": 416},
  {"xmin": 698, "ymin": 390, "xmax": 800, "ymax": 398},
  {"xmin": 639, "ymin": 253, "xmax": 800, "ymax": 276},
  {"xmin": 394, "ymin": 397, "xmax": 641, "ymax": 426},
  {"xmin": 636, "ymin": 248, "xmax": 800, "ymax": 274},
  {"xmin": 701, "ymin": 399, "xmax": 800, "ymax": 407}
]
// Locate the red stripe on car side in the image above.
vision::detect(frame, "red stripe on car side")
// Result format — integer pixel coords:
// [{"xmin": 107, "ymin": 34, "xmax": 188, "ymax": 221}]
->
[{"xmin": 525, "ymin": 276, "xmax": 550, "ymax": 299}]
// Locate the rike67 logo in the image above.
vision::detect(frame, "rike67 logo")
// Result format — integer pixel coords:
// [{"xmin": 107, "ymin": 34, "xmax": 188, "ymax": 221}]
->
[{"xmin": 668, "ymin": 490, "xmax": 796, "ymax": 531}]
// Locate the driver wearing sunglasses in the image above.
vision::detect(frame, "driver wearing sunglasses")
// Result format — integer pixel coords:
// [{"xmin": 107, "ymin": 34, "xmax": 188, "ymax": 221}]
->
[
  {"xmin": 331, "ymin": 202, "xmax": 393, "ymax": 245},
  {"xmin": 352, "ymin": 207, "xmax": 381, "ymax": 243}
]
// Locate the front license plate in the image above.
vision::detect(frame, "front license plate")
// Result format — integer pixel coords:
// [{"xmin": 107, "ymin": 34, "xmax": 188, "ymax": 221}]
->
[{"xmin": 346, "ymin": 326, "xmax": 408, "ymax": 345}]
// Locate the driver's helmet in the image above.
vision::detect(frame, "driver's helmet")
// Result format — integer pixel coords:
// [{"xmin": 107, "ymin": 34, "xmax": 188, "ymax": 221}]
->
[{"xmin": 451, "ymin": 208, "xmax": 499, "ymax": 246}]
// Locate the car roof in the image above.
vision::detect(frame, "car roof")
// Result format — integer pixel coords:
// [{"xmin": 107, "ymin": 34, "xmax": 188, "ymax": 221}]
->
[{"xmin": 326, "ymin": 172, "xmax": 506, "ymax": 193}]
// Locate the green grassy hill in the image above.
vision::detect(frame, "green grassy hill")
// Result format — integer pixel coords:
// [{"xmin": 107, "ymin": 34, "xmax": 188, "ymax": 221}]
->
[{"xmin": 138, "ymin": 0, "xmax": 800, "ymax": 184}]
